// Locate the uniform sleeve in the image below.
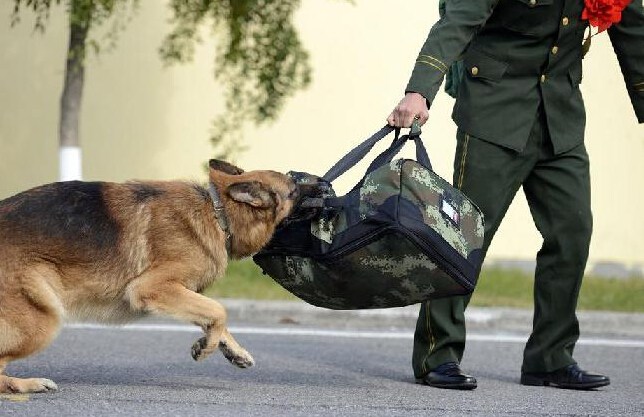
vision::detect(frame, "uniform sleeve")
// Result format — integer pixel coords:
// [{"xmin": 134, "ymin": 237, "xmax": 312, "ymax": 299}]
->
[
  {"xmin": 608, "ymin": 0, "xmax": 644, "ymax": 123},
  {"xmin": 405, "ymin": 0, "xmax": 499, "ymax": 106}
]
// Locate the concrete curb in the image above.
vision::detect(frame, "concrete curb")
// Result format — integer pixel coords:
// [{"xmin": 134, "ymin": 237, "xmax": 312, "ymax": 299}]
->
[{"xmin": 221, "ymin": 298, "xmax": 644, "ymax": 339}]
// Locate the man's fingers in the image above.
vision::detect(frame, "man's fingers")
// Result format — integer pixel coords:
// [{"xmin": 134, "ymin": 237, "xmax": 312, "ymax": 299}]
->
[
  {"xmin": 388, "ymin": 92, "xmax": 429, "ymax": 127},
  {"xmin": 402, "ymin": 112, "xmax": 420, "ymax": 128},
  {"xmin": 387, "ymin": 111, "xmax": 422, "ymax": 128},
  {"xmin": 420, "ymin": 113, "xmax": 429, "ymax": 125},
  {"xmin": 414, "ymin": 111, "xmax": 429, "ymax": 127},
  {"xmin": 399, "ymin": 106, "xmax": 427, "ymax": 128},
  {"xmin": 388, "ymin": 109, "xmax": 406, "ymax": 127},
  {"xmin": 389, "ymin": 107, "xmax": 407, "ymax": 128}
]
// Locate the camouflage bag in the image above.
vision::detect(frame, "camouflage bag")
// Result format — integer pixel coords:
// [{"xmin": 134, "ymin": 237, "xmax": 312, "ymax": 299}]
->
[{"xmin": 253, "ymin": 126, "xmax": 485, "ymax": 309}]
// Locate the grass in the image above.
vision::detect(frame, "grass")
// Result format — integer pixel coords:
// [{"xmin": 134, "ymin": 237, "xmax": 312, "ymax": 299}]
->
[
  {"xmin": 206, "ymin": 259, "xmax": 644, "ymax": 313},
  {"xmin": 472, "ymin": 268, "xmax": 644, "ymax": 312},
  {"xmin": 203, "ymin": 259, "xmax": 297, "ymax": 301}
]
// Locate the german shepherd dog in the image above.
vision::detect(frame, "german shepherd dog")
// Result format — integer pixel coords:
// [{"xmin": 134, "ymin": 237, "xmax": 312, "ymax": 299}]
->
[{"xmin": 0, "ymin": 160, "xmax": 299, "ymax": 393}]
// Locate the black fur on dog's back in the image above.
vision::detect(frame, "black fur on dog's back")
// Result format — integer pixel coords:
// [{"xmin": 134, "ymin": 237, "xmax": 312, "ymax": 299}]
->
[{"xmin": 0, "ymin": 181, "xmax": 119, "ymax": 251}]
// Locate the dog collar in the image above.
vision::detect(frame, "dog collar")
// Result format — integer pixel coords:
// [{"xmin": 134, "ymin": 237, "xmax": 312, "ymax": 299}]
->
[{"xmin": 208, "ymin": 182, "xmax": 232, "ymax": 255}]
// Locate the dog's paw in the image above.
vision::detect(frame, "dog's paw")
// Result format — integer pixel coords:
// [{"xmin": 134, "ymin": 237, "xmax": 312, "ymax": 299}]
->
[
  {"xmin": 32, "ymin": 378, "xmax": 58, "ymax": 393},
  {"xmin": 219, "ymin": 341, "xmax": 255, "ymax": 368},
  {"xmin": 191, "ymin": 336, "xmax": 209, "ymax": 361},
  {"xmin": 4, "ymin": 378, "xmax": 58, "ymax": 394},
  {"xmin": 231, "ymin": 352, "xmax": 255, "ymax": 369}
]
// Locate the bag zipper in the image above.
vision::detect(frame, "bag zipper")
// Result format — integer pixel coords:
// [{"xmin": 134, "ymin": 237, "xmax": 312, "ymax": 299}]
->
[
  {"xmin": 403, "ymin": 228, "xmax": 475, "ymax": 291},
  {"xmin": 320, "ymin": 226, "xmax": 393, "ymax": 262},
  {"xmin": 320, "ymin": 225, "xmax": 475, "ymax": 292}
]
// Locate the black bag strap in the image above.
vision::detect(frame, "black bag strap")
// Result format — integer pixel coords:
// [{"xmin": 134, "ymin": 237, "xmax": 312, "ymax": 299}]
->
[
  {"xmin": 323, "ymin": 125, "xmax": 399, "ymax": 182},
  {"xmin": 323, "ymin": 125, "xmax": 433, "ymax": 183},
  {"xmin": 364, "ymin": 132, "xmax": 432, "ymax": 175}
]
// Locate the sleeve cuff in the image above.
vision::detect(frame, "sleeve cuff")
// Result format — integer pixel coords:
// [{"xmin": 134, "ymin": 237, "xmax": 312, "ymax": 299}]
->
[{"xmin": 405, "ymin": 60, "xmax": 446, "ymax": 108}]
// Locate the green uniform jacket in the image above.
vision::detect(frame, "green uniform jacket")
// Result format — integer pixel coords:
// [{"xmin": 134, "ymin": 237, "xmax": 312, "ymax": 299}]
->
[{"xmin": 406, "ymin": 0, "xmax": 644, "ymax": 154}]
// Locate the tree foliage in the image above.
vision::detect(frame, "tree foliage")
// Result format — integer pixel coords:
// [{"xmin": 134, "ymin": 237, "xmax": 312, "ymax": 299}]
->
[
  {"xmin": 11, "ymin": 0, "xmax": 313, "ymax": 158},
  {"xmin": 12, "ymin": 0, "xmax": 139, "ymax": 54},
  {"xmin": 160, "ymin": 0, "xmax": 311, "ymax": 158}
]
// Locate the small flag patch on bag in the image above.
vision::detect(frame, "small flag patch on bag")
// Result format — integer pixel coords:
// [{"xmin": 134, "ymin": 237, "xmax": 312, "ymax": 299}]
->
[{"xmin": 441, "ymin": 197, "xmax": 460, "ymax": 227}]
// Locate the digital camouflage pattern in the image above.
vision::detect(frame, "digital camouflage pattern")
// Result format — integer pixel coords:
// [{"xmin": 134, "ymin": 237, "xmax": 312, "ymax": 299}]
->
[{"xmin": 254, "ymin": 158, "xmax": 485, "ymax": 310}]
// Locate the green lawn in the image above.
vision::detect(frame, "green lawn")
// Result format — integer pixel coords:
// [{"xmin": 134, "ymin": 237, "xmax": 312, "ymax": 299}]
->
[
  {"xmin": 205, "ymin": 259, "xmax": 644, "ymax": 312},
  {"xmin": 472, "ymin": 267, "xmax": 644, "ymax": 312},
  {"xmin": 204, "ymin": 259, "xmax": 298, "ymax": 301}
]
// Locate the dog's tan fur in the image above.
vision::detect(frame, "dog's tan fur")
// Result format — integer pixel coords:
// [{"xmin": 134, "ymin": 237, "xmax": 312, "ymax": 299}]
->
[{"xmin": 0, "ymin": 160, "xmax": 297, "ymax": 393}]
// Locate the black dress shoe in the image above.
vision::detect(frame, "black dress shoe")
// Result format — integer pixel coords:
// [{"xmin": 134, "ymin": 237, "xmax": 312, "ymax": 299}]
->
[
  {"xmin": 521, "ymin": 364, "xmax": 610, "ymax": 390},
  {"xmin": 416, "ymin": 362, "xmax": 477, "ymax": 390}
]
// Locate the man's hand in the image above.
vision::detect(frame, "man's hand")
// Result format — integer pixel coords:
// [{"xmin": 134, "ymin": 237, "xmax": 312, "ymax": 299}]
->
[{"xmin": 387, "ymin": 92, "xmax": 429, "ymax": 128}]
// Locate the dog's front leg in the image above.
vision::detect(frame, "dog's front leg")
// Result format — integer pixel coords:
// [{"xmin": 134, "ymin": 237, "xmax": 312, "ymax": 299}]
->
[
  {"xmin": 191, "ymin": 327, "xmax": 254, "ymax": 368},
  {"xmin": 217, "ymin": 328, "xmax": 255, "ymax": 368},
  {"xmin": 126, "ymin": 277, "xmax": 254, "ymax": 367}
]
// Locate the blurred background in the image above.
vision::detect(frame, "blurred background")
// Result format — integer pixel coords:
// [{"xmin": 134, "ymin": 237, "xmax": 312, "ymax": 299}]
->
[{"xmin": 1, "ymin": 0, "xmax": 643, "ymax": 281}]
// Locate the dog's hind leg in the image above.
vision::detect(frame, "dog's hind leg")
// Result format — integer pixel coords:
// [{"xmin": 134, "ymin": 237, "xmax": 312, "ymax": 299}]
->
[
  {"xmin": 126, "ymin": 276, "xmax": 254, "ymax": 367},
  {"xmin": 0, "ymin": 280, "xmax": 61, "ymax": 393},
  {"xmin": 0, "ymin": 359, "xmax": 58, "ymax": 394}
]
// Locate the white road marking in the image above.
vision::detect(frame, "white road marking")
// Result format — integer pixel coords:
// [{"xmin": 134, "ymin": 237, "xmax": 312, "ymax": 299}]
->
[{"xmin": 64, "ymin": 323, "xmax": 644, "ymax": 348}]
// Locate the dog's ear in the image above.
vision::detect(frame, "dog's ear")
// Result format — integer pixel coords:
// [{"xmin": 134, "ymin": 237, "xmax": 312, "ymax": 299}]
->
[
  {"xmin": 227, "ymin": 181, "xmax": 274, "ymax": 208},
  {"xmin": 209, "ymin": 159, "xmax": 244, "ymax": 175}
]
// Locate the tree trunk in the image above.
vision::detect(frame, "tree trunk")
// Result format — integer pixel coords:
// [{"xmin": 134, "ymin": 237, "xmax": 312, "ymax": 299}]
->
[{"xmin": 59, "ymin": 9, "xmax": 90, "ymax": 181}]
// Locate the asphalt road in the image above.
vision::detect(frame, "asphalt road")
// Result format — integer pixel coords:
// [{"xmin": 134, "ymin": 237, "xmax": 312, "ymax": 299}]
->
[{"xmin": 1, "ymin": 319, "xmax": 643, "ymax": 417}]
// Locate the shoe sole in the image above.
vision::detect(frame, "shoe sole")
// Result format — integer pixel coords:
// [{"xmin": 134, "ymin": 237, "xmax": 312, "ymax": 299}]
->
[
  {"xmin": 520, "ymin": 374, "xmax": 610, "ymax": 390},
  {"xmin": 415, "ymin": 378, "xmax": 477, "ymax": 390}
]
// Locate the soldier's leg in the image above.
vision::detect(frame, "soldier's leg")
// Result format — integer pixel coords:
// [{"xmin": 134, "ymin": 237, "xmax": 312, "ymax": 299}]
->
[
  {"xmin": 413, "ymin": 129, "xmax": 536, "ymax": 378},
  {"xmin": 521, "ymin": 143, "xmax": 592, "ymax": 373}
]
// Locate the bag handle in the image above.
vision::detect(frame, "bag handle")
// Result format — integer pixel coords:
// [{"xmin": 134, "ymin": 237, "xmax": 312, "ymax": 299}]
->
[
  {"xmin": 323, "ymin": 125, "xmax": 399, "ymax": 182},
  {"xmin": 323, "ymin": 124, "xmax": 432, "ymax": 182},
  {"xmin": 364, "ymin": 131, "xmax": 432, "ymax": 176}
]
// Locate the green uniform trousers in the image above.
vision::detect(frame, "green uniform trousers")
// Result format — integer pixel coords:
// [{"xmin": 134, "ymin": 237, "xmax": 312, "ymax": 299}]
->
[{"xmin": 413, "ymin": 109, "xmax": 592, "ymax": 377}]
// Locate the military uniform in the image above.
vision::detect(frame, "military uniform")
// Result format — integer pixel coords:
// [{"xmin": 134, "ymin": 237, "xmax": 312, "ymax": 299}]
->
[{"xmin": 405, "ymin": 0, "xmax": 644, "ymax": 378}]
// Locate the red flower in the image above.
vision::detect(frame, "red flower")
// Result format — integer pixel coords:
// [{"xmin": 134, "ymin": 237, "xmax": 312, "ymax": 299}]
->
[{"xmin": 582, "ymin": 0, "xmax": 631, "ymax": 32}]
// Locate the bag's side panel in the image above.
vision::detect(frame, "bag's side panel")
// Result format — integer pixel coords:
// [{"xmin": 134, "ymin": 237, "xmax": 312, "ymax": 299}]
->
[
  {"xmin": 400, "ymin": 161, "xmax": 484, "ymax": 260},
  {"xmin": 327, "ymin": 231, "xmax": 472, "ymax": 307},
  {"xmin": 358, "ymin": 159, "xmax": 404, "ymax": 221}
]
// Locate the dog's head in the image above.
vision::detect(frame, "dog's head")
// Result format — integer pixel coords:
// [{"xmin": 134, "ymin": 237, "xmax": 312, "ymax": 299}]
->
[{"xmin": 208, "ymin": 159, "xmax": 299, "ymax": 257}]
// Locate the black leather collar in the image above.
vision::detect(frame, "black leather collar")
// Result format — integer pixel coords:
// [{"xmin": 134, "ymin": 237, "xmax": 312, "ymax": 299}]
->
[{"xmin": 208, "ymin": 182, "xmax": 232, "ymax": 255}]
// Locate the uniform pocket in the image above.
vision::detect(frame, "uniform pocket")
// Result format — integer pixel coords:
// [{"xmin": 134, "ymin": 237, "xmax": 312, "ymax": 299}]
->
[
  {"xmin": 462, "ymin": 48, "xmax": 508, "ymax": 83},
  {"xmin": 499, "ymin": 0, "xmax": 556, "ymax": 36}
]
